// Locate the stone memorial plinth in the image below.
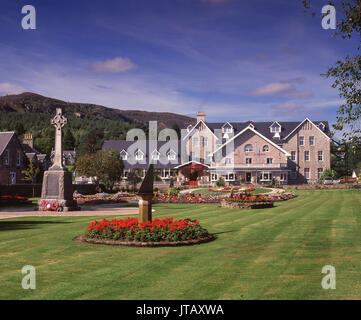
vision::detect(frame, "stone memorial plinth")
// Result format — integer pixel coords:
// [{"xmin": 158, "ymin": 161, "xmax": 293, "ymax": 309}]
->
[
  {"xmin": 137, "ymin": 164, "xmax": 154, "ymax": 223},
  {"xmin": 38, "ymin": 108, "xmax": 80, "ymax": 212}
]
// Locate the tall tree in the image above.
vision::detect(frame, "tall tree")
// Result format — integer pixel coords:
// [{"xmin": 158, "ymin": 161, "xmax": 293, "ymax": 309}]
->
[
  {"xmin": 76, "ymin": 149, "xmax": 124, "ymax": 192},
  {"xmin": 63, "ymin": 129, "xmax": 75, "ymax": 150}
]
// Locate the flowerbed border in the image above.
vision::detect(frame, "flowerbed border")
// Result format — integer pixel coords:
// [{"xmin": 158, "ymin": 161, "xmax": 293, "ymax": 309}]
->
[
  {"xmin": 221, "ymin": 199, "xmax": 274, "ymax": 209},
  {"xmin": 73, "ymin": 234, "xmax": 216, "ymax": 247}
]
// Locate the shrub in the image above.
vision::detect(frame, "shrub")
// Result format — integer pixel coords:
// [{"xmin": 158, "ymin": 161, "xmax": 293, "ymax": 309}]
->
[
  {"xmin": 85, "ymin": 217, "xmax": 210, "ymax": 242},
  {"xmin": 215, "ymin": 177, "xmax": 225, "ymax": 187}
]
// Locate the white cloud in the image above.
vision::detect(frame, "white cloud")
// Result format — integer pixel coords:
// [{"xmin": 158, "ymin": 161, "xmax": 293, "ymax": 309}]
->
[
  {"xmin": 92, "ymin": 57, "xmax": 137, "ymax": 73},
  {"xmin": 0, "ymin": 82, "xmax": 26, "ymax": 95},
  {"xmin": 248, "ymin": 81, "xmax": 312, "ymax": 99},
  {"xmin": 249, "ymin": 82, "xmax": 293, "ymax": 96}
]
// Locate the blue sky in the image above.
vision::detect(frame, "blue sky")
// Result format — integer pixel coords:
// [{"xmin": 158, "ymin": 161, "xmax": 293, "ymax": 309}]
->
[{"xmin": 0, "ymin": 0, "xmax": 357, "ymax": 125}]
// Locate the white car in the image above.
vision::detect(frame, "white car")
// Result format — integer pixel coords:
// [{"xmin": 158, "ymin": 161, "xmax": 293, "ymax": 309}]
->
[{"xmin": 322, "ymin": 177, "xmax": 333, "ymax": 185}]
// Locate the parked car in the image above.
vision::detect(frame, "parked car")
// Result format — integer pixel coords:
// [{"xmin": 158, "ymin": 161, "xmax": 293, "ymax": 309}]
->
[{"xmin": 322, "ymin": 177, "xmax": 334, "ymax": 185}]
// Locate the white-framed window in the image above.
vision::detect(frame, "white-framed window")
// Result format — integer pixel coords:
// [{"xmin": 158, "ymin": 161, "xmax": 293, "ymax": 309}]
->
[
  {"xmin": 305, "ymin": 151, "xmax": 310, "ymax": 161},
  {"xmin": 122, "ymin": 170, "xmax": 129, "ymax": 179},
  {"xmin": 245, "ymin": 144, "xmax": 253, "ymax": 152},
  {"xmin": 280, "ymin": 173, "xmax": 287, "ymax": 181},
  {"xmin": 246, "ymin": 158, "xmax": 252, "ymax": 164},
  {"xmin": 135, "ymin": 150, "xmax": 144, "ymax": 161},
  {"xmin": 263, "ymin": 145, "xmax": 269, "ymax": 152},
  {"xmin": 225, "ymin": 157, "xmax": 232, "ymax": 165},
  {"xmin": 225, "ymin": 172, "xmax": 235, "ymax": 181},
  {"xmin": 193, "ymin": 137, "xmax": 199, "ymax": 147},
  {"xmin": 309, "ymin": 136, "xmax": 314, "ymax": 146},
  {"xmin": 318, "ymin": 168, "xmax": 323, "ymax": 179},
  {"xmin": 271, "ymin": 126, "xmax": 281, "ymax": 133},
  {"xmin": 299, "ymin": 136, "xmax": 304, "ymax": 146},
  {"xmin": 267, "ymin": 158, "xmax": 273, "ymax": 164},
  {"xmin": 187, "ymin": 124, "xmax": 193, "ymax": 132},
  {"xmin": 161, "ymin": 169, "xmax": 171, "ymax": 178},
  {"xmin": 318, "ymin": 151, "xmax": 323, "ymax": 161},
  {"xmin": 291, "ymin": 151, "xmax": 296, "ymax": 161},
  {"xmin": 211, "ymin": 173, "xmax": 218, "ymax": 181},
  {"xmin": 260, "ymin": 172, "xmax": 272, "ymax": 181},
  {"xmin": 9, "ymin": 172, "xmax": 16, "ymax": 185},
  {"xmin": 203, "ymin": 137, "xmax": 208, "ymax": 147},
  {"xmin": 304, "ymin": 168, "xmax": 310, "ymax": 180},
  {"xmin": 16, "ymin": 150, "xmax": 21, "ymax": 166},
  {"xmin": 151, "ymin": 150, "xmax": 160, "ymax": 161},
  {"xmin": 222, "ymin": 123, "xmax": 233, "ymax": 134},
  {"xmin": 4, "ymin": 149, "xmax": 9, "ymax": 165},
  {"xmin": 120, "ymin": 150, "xmax": 128, "ymax": 161}
]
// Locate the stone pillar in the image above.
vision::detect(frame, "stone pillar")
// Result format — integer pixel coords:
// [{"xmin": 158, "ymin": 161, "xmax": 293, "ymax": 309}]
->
[
  {"xmin": 137, "ymin": 193, "xmax": 153, "ymax": 223},
  {"xmin": 38, "ymin": 108, "xmax": 80, "ymax": 212}
]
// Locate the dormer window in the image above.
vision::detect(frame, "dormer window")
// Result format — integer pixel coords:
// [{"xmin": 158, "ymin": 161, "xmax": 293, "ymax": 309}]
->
[
  {"xmin": 167, "ymin": 149, "xmax": 177, "ymax": 160},
  {"xmin": 135, "ymin": 149, "xmax": 144, "ymax": 161},
  {"xmin": 119, "ymin": 150, "xmax": 128, "ymax": 161},
  {"xmin": 151, "ymin": 150, "xmax": 160, "ymax": 161},
  {"xmin": 187, "ymin": 125, "xmax": 193, "ymax": 132},
  {"xmin": 222, "ymin": 122, "xmax": 233, "ymax": 134},
  {"xmin": 318, "ymin": 122, "xmax": 326, "ymax": 131},
  {"xmin": 270, "ymin": 121, "xmax": 281, "ymax": 133}
]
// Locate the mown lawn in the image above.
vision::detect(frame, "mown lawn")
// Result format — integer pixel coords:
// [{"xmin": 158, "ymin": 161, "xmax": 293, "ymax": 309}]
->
[{"xmin": 1, "ymin": 190, "xmax": 361, "ymax": 300}]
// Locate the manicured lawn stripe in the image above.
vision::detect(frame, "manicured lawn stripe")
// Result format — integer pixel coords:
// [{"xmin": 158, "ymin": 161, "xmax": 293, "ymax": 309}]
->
[{"xmin": 1, "ymin": 190, "xmax": 361, "ymax": 299}]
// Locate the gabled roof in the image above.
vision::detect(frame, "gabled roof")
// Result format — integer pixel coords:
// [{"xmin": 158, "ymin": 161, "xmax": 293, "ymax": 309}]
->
[
  {"xmin": 269, "ymin": 121, "xmax": 281, "ymax": 128},
  {"xmin": 188, "ymin": 120, "xmax": 330, "ymax": 142},
  {"xmin": 212, "ymin": 125, "xmax": 291, "ymax": 156},
  {"xmin": 283, "ymin": 118, "xmax": 331, "ymax": 141},
  {"xmin": 174, "ymin": 160, "xmax": 210, "ymax": 169},
  {"xmin": 221, "ymin": 122, "xmax": 233, "ymax": 129},
  {"xmin": 0, "ymin": 132, "xmax": 15, "ymax": 156},
  {"xmin": 182, "ymin": 120, "xmax": 219, "ymax": 141}
]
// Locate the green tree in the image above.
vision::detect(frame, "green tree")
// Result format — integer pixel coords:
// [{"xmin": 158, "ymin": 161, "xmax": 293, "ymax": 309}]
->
[
  {"xmin": 127, "ymin": 171, "xmax": 142, "ymax": 191},
  {"xmin": 78, "ymin": 128, "xmax": 104, "ymax": 155},
  {"xmin": 15, "ymin": 122, "xmax": 25, "ymax": 137},
  {"xmin": 63, "ymin": 129, "xmax": 75, "ymax": 150},
  {"xmin": 76, "ymin": 149, "xmax": 123, "ymax": 192},
  {"xmin": 22, "ymin": 160, "xmax": 40, "ymax": 197},
  {"xmin": 216, "ymin": 176, "xmax": 225, "ymax": 187},
  {"xmin": 303, "ymin": 1, "xmax": 361, "ymax": 139}
]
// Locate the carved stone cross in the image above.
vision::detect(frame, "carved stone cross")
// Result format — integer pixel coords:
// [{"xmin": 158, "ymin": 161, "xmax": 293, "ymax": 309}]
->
[{"xmin": 51, "ymin": 108, "xmax": 67, "ymax": 169}]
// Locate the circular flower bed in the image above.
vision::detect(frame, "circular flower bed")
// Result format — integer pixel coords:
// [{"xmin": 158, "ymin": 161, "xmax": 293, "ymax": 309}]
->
[
  {"xmin": 73, "ymin": 192, "xmax": 136, "ymax": 205},
  {"xmin": 74, "ymin": 217, "xmax": 215, "ymax": 247},
  {"xmin": 208, "ymin": 186, "xmax": 255, "ymax": 193}
]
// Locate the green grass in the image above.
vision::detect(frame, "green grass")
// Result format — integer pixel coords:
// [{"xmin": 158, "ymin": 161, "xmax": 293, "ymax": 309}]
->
[{"xmin": 1, "ymin": 190, "xmax": 361, "ymax": 300}]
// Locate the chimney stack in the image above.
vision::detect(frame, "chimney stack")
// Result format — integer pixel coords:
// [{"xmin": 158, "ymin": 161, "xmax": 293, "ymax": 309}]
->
[
  {"xmin": 197, "ymin": 111, "xmax": 205, "ymax": 123},
  {"xmin": 23, "ymin": 133, "xmax": 34, "ymax": 149}
]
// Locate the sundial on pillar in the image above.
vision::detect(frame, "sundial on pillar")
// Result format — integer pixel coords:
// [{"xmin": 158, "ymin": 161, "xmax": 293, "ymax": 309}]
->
[{"xmin": 51, "ymin": 109, "xmax": 67, "ymax": 130}]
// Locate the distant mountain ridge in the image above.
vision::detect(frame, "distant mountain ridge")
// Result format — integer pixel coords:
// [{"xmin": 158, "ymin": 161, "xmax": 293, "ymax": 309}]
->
[{"xmin": 0, "ymin": 92, "xmax": 195, "ymax": 129}]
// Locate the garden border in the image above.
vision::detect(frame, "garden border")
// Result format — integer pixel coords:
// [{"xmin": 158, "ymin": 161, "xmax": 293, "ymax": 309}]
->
[{"xmin": 73, "ymin": 234, "xmax": 216, "ymax": 247}]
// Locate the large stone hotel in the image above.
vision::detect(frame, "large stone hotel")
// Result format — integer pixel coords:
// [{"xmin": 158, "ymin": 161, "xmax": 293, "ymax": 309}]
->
[{"xmin": 103, "ymin": 112, "xmax": 331, "ymax": 186}]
